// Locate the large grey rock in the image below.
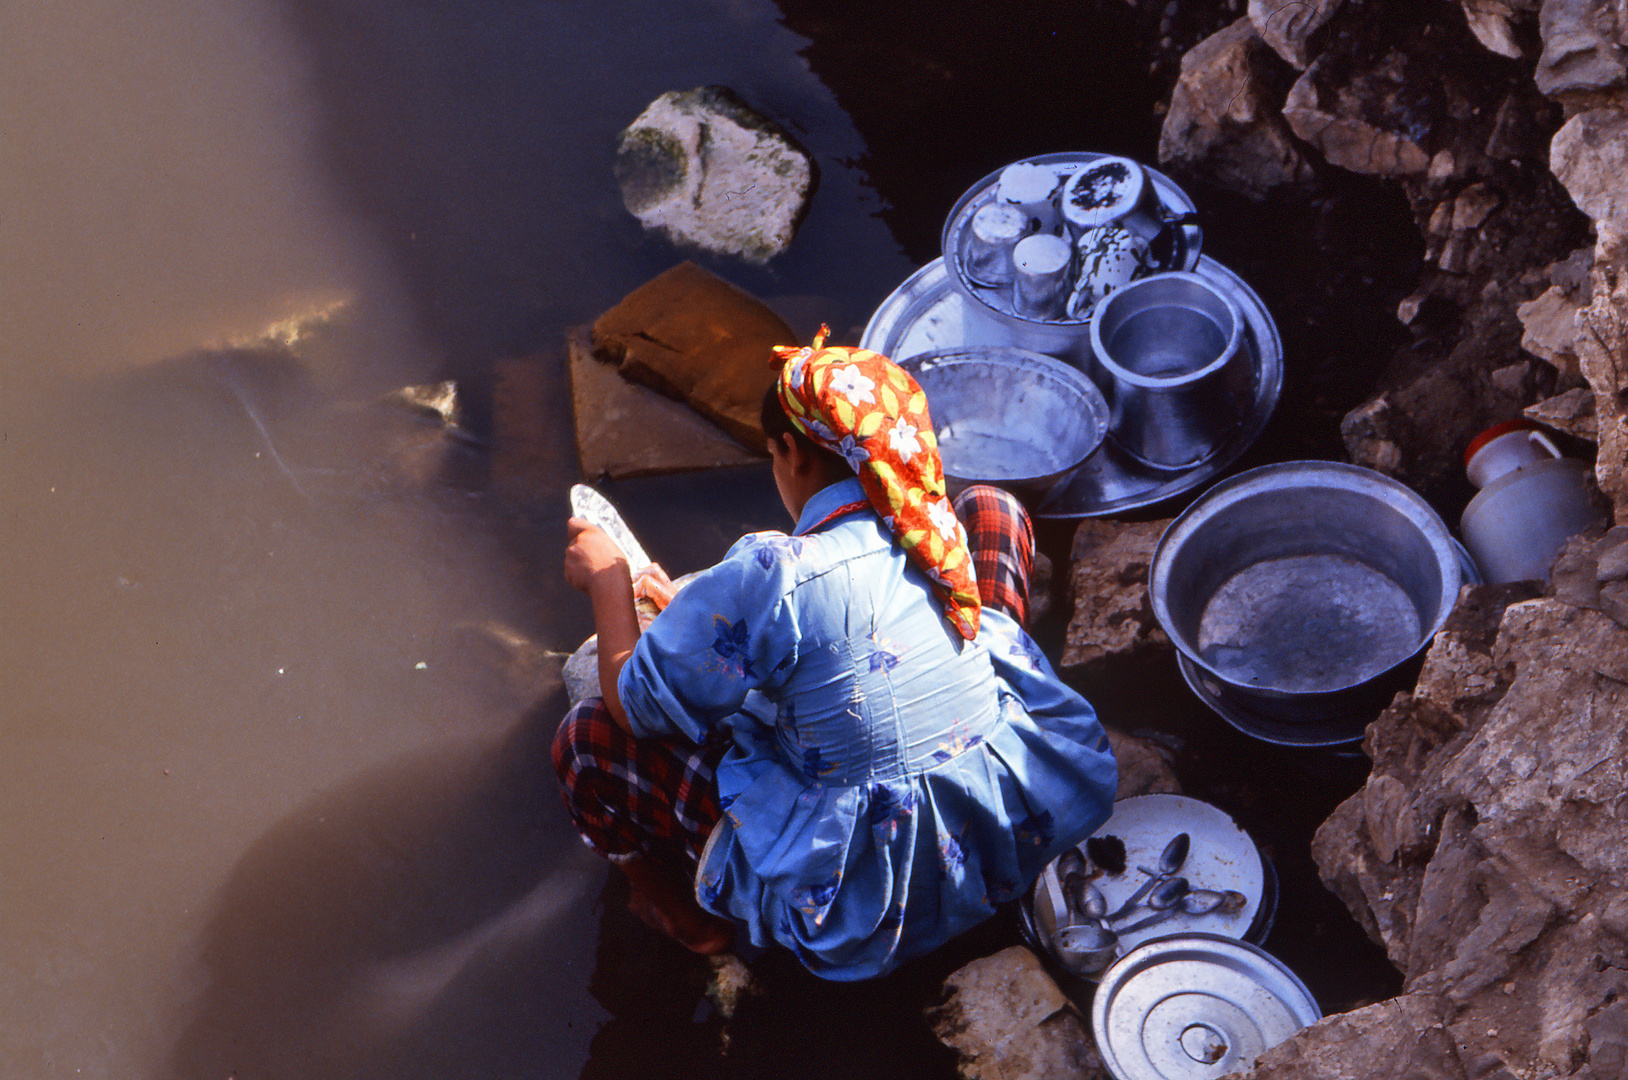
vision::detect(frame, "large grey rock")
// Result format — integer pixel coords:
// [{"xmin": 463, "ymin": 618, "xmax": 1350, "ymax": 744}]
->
[
  {"xmin": 1248, "ymin": 0, "xmax": 1344, "ymax": 68},
  {"xmin": 1245, "ymin": 992, "xmax": 1466, "ymax": 1080},
  {"xmin": 928, "ymin": 946, "xmax": 1106, "ymax": 1080},
  {"xmin": 1525, "ymin": 386, "xmax": 1600, "ymax": 440},
  {"xmin": 1157, "ymin": 18, "xmax": 1314, "ymax": 199},
  {"xmin": 614, "ymin": 87, "xmax": 814, "ymax": 264},
  {"xmin": 1536, "ymin": 0, "xmax": 1627, "ymax": 97},
  {"xmin": 1551, "ymin": 108, "xmax": 1628, "ymax": 228},
  {"xmin": 1282, "ymin": 57, "xmax": 1430, "ymax": 177},
  {"xmin": 1295, "ymin": 588, "xmax": 1628, "ymax": 1079},
  {"xmin": 1516, "ymin": 247, "xmax": 1593, "ymax": 379},
  {"xmin": 1458, "ymin": 0, "xmax": 1536, "ymax": 58}
]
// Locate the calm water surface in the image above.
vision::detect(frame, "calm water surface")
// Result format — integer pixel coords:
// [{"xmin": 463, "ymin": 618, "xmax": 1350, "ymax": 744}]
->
[{"xmin": 0, "ymin": 1, "xmax": 909, "ymax": 1076}]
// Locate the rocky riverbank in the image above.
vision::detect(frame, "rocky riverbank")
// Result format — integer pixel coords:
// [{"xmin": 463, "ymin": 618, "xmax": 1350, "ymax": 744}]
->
[{"xmin": 1035, "ymin": 1, "xmax": 1628, "ymax": 1076}]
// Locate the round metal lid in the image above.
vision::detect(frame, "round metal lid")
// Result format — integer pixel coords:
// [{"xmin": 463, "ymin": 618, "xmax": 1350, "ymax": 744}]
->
[{"xmin": 1092, "ymin": 933, "xmax": 1321, "ymax": 1080}]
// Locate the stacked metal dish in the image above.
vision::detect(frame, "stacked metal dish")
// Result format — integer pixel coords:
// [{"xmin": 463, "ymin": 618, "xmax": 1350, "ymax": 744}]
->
[
  {"xmin": 1019, "ymin": 794, "xmax": 1276, "ymax": 979},
  {"xmin": 862, "ymin": 152, "xmax": 1281, "ymax": 519}
]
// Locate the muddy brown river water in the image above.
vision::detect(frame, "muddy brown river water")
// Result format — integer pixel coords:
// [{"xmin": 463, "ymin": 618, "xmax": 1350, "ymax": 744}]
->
[{"xmin": 1, "ymin": 1, "xmax": 1408, "ymax": 1077}]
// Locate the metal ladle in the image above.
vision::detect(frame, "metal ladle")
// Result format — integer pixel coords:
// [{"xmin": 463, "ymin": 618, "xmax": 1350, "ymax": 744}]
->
[{"xmin": 1054, "ymin": 854, "xmax": 1120, "ymax": 974}]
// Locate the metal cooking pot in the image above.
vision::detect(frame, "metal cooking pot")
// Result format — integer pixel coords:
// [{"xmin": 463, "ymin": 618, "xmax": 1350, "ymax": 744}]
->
[{"xmin": 1150, "ymin": 462, "xmax": 1466, "ymax": 723}]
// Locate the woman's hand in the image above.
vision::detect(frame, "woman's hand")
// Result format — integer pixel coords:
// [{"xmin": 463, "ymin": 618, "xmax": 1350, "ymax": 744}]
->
[
  {"xmin": 565, "ymin": 518, "xmax": 639, "ymax": 735},
  {"xmin": 564, "ymin": 518, "xmax": 630, "ymax": 593}
]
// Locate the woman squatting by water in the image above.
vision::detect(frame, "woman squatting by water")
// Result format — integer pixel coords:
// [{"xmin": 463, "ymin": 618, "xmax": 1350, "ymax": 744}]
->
[{"xmin": 554, "ymin": 330, "xmax": 1118, "ymax": 979}]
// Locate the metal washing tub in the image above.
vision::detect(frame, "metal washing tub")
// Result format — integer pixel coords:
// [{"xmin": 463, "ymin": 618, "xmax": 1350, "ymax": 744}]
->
[{"xmin": 1149, "ymin": 461, "xmax": 1467, "ymax": 730}]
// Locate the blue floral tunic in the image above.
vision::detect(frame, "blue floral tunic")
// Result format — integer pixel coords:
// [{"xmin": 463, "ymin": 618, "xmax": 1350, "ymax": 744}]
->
[{"xmin": 618, "ymin": 478, "xmax": 1118, "ymax": 979}]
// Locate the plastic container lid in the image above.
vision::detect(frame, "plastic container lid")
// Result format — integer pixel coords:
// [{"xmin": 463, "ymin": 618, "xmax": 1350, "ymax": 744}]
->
[{"xmin": 1092, "ymin": 933, "xmax": 1321, "ymax": 1080}]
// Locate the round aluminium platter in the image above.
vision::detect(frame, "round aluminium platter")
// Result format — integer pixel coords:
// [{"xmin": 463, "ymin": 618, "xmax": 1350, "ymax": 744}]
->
[
  {"xmin": 1092, "ymin": 933, "xmax": 1321, "ymax": 1080},
  {"xmin": 860, "ymin": 256, "xmax": 1282, "ymax": 519}
]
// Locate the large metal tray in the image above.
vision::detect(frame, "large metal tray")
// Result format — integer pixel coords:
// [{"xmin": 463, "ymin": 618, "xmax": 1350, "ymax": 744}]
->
[{"xmin": 861, "ymin": 256, "xmax": 1283, "ymax": 519}]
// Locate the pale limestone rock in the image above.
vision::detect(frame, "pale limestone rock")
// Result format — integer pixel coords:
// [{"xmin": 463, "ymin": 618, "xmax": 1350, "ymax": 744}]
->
[
  {"xmin": 614, "ymin": 87, "xmax": 813, "ymax": 264},
  {"xmin": 1104, "ymin": 728, "xmax": 1181, "ymax": 800},
  {"xmin": 1158, "ymin": 18, "xmax": 1315, "ymax": 199},
  {"xmin": 1283, "ymin": 61, "xmax": 1431, "ymax": 176},
  {"xmin": 1577, "ymin": 221, "xmax": 1628, "ymax": 522},
  {"xmin": 1516, "ymin": 284, "xmax": 1585, "ymax": 376},
  {"xmin": 928, "ymin": 946, "xmax": 1107, "ymax": 1080},
  {"xmin": 1245, "ymin": 993, "xmax": 1465, "ymax": 1080},
  {"xmin": 1551, "ymin": 108, "xmax": 1628, "ymax": 227},
  {"xmin": 1060, "ymin": 518, "xmax": 1173, "ymax": 676},
  {"xmin": 1248, "ymin": 0, "xmax": 1344, "ymax": 68},
  {"xmin": 1460, "ymin": 0, "xmax": 1527, "ymax": 58},
  {"xmin": 1525, "ymin": 386, "xmax": 1599, "ymax": 440},
  {"xmin": 1296, "ymin": 589, "xmax": 1628, "ymax": 1080},
  {"xmin": 1536, "ymin": 0, "xmax": 1627, "ymax": 97}
]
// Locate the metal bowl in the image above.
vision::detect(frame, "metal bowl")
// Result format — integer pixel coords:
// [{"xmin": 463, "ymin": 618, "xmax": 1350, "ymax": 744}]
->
[
  {"xmin": 1150, "ymin": 462, "xmax": 1466, "ymax": 723},
  {"xmin": 898, "ymin": 347, "xmax": 1110, "ymax": 504}
]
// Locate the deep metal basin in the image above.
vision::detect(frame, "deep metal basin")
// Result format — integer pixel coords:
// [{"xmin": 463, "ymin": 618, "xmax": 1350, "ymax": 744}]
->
[
  {"xmin": 1150, "ymin": 462, "xmax": 1465, "ymax": 722},
  {"xmin": 898, "ymin": 347, "xmax": 1110, "ymax": 504}
]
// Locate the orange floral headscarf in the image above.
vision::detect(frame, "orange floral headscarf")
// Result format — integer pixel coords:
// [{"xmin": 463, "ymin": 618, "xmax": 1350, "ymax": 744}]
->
[{"xmin": 772, "ymin": 327, "xmax": 981, "ymax": 640}]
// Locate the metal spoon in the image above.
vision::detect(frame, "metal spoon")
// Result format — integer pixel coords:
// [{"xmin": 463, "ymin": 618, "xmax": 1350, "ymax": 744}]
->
[
  {"xmin": 1115, "ymin": 886, "xmax": 1242, "ymax": 935},
  {"xmin": 1104, "ymin": 832, "xmax": 1192, "ymax": 921}
]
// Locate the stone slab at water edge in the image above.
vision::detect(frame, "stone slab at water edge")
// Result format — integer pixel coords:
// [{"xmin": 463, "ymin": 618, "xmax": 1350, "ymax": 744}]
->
[{"xmin": 614, "ymin": 86, "xmax": 814, "ymax": 264}]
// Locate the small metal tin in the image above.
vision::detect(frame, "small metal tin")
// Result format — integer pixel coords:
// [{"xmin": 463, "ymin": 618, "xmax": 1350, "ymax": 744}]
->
[
  {"xmin": 1011, "ymin": 234, "xmax": 1074, "ymax": 320},
  {"xmin": 963, "ymin": 203, "xmax": 1028, "ymax": 286},
  {"xmin": 1092, "ymin": 933, "xmax": 1321, "ymax": 1080}
]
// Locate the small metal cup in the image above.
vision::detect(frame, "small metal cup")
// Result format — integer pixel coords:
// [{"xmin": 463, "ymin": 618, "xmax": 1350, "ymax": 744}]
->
[
  {"xmin": 1089, "ymin": 271, "xmax": 1247, "ymax": 469},
  {"xmin": 1011, "ymin": 234, "xmax": 1073, "ymax": 321},
  {"xmin": 997, "ymin": 161, "xmax": 1064, "ymax": 236},
  {"xmin": 1061, "ymin": 156, "xmax": 1146, "ymax": 238},
  {"xmin": 960, "ymin": 202, "xmax": 1028, "ymax": 287}
]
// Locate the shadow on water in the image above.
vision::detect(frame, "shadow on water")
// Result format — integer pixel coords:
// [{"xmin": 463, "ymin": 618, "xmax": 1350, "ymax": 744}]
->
[{"xmin": 164, "ymin": 693, "xmax": 608, "ymax": 1080}]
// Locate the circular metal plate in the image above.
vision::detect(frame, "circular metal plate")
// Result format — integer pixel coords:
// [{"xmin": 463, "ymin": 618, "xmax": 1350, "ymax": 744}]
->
[
  {"xmin": 1023, "ymin": 794, "xmax": 1271, "ymax": 983},
  {"xmin": 1086, "ymin": 795, "xmax": 1265, "ymax": 952},
  {"xmin": 860, "ymin": 257, "xmax": 1282, "ymax": 519},
  {"xmin": 1092, "ymin": 933, "xmax": 1321, "ymax": 1080}
]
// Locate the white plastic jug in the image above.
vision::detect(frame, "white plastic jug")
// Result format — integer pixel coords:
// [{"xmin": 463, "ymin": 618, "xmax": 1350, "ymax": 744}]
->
[{"xmin": 1460, "ymin": 457, "xmax": 1605, "ymax": 583}]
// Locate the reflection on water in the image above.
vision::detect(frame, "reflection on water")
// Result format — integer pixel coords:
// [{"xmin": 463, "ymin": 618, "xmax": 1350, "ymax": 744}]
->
[{"xmin": 0, "ymin": 0, "xmax": 909, "ymax": 1076}]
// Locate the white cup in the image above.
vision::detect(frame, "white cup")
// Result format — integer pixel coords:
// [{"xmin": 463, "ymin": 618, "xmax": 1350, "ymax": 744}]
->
[{"xmin": 1465, "ymin": 420, "xmax": 1562, "ymax": 489}]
